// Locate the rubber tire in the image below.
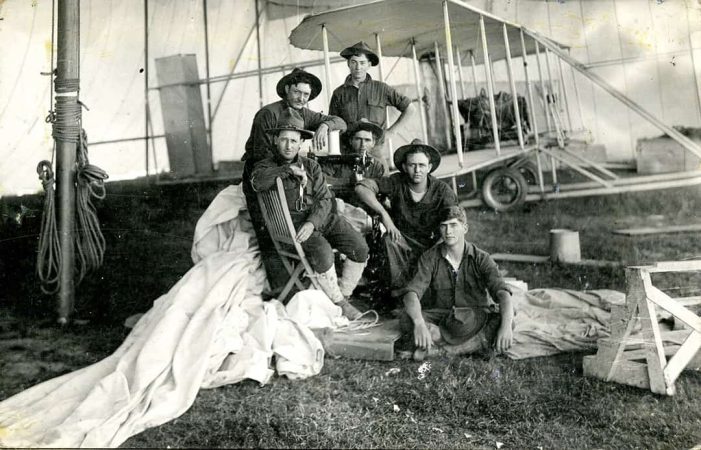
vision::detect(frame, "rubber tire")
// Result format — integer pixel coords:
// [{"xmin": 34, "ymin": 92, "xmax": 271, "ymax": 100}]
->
[
  {"xmin": 481, "ymin": 167, "xmax": 528, "ymax": 212},
  {"xmin": 516, "ymin": 161, "xmax": 539, "ymax": 186}
]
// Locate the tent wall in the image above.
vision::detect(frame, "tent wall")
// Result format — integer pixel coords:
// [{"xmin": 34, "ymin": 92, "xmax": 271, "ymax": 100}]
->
[{"xmin": 1, "ymin": 0, "xmax": 700, "ymax": 196}]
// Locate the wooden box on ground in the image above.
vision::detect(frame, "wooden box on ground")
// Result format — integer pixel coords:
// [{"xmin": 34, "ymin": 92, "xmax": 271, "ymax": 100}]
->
[
  {"xmin": 636, "ymin": 135, "xmax": 701, "ymax": 175},
  {"xmin": 313, "ymin": 319, "xmax": 403, "ymax": 361}
]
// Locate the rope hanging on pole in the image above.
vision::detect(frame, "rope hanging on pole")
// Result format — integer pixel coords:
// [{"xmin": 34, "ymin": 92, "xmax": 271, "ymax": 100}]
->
[{"xmin": 37, "ymin": 75, "xmax": 109, "ymax": 294}]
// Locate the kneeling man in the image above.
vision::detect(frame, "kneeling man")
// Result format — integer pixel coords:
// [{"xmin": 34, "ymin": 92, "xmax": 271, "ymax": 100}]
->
[
  {"xmin": 399, "ymin": 206, "xmax": 514, "ymax": 358},
  {"xmin": 251, "ymin": 108, "xmax": 368, "ymax": 320}
]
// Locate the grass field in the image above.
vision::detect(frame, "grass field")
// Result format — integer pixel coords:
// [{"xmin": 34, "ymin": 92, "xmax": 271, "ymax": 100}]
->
[{"xmin": 1, "ymin": 179, "xmax": 701, "ymax": 448}]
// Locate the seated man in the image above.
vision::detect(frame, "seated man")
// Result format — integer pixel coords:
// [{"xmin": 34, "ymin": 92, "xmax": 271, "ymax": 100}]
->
[
  {"xmin": 355, "ymin": 139, "xmax": 457, "ymax": 296},
  {"xmin": 321, "ymin": 118, "xmax": 386, "ymax": 208},
  {"xmin": 399, "ymin": 206, "xmax": 514, "ymax": 359},
  {"xmin": 251, "ymin": 108, "xmax": 368, "ymax": 320}
]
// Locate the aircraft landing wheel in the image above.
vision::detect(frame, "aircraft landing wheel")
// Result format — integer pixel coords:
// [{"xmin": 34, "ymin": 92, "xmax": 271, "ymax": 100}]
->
[{"xmin": 481, "ymin": 167, "xmax": 528, "ymax": 212}]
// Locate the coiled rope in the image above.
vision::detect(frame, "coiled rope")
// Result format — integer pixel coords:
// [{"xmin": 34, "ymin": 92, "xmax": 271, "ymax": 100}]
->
[{"xmin": 36, "ymin": 76, "xmax": 108, "ymax": 294}]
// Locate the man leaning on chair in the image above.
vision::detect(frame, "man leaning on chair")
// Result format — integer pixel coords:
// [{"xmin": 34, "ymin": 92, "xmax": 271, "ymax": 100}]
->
[{"xmin": 251, "ymin": 108, "xmax": 368, "ymax": 320}]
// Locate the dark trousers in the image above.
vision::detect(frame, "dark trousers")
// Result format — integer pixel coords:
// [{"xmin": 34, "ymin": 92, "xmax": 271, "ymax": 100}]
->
[
  {"xmin": 398, "ymin": 308, "xmax": 500, "ymax": 352},
  {"xmin": 242, "ymin": 159, "xmax": 289, "ymax": 291},
  {"xmin": 301, "ymin": 214, "xmax": 369, "ymax": 273},
  {"xmin": 384, "ymin": 234, "xmax": 429, "ymax": 296}
]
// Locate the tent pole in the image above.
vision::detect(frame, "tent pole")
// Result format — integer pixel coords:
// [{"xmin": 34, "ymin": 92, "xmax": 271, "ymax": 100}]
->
[
  {"xmin": 469, "ymin": 50, "xmax": 479, "ymax": 96},
  {"xmin": 211, "ymin": 23, "xmax": 257, "ymax": 120},
  {"xmin": 411, "ymin": 40, "xmax": 429, "ymax": 143},
  {"xmin": 144, "ymin": 0, "xmax": 149, "ymax": 179},
  {"xmin": 479, "ymin": 15, "xmax": 501, "ymax": 155},
  {"xmin": 203, "ymin": 0, "xmax": 213, "ymax": 161},
  {"xmin": 434, "ymin": 41, "xmax": 452, "ymax": 149},
  {"xmin": 502, "ymin": 24, "xmax": 524, "ymax": 150},
  {"xmin": 321, "ymin": 24, "xmax": 332, "ymax": 109},
  {"xmin": 520, "ymin": 29, "xmax": 544, "ymax": 194},
  {"xmin": 255, "ymin": 0, "xmax": 263, "ymax": 108},
  {"xmin": 443, "ymin": 0, "xmax": 463, "ymax": 166},
  {"xmin": 456, "ymin": 46, "xmax": 466, "ymax": 99},
  {"xmin": 568, "ymin": 49, "xmax": 585, "ymax": 131},
  {"xmin": 375, "ymin": 33, "xmax": 393, "ymax": 167},
  {"xmin": 55, "ymin": 0, "xmax": 80, "ymax": 325}
]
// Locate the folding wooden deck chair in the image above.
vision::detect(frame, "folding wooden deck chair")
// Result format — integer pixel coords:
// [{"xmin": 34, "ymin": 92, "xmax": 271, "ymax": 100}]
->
[
  {"xmin": 583, "ymin": 261, "xmax": 701, "ymax": 395},
  {"xmin": 257, "ymin": 177, "xmax": 321, "ymax": 303}
]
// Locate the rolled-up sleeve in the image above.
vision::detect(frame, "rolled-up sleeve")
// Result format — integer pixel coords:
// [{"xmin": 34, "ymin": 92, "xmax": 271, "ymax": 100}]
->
[
  {"xmin": 476, "ymin": 252, "xmax": 511, "ymax": 302},
  {"xmin": 305, "ymin": 161, "xmax": 333, "ymax": 230},
  {"xmin": 401, "ymin": 249, "xmax": 436, "ymax": 301},
  {"xmin": 386, "ymin": 85, "xmax": 411, "ymax": 112},
  {"xmin": 250, "ymin": 159, "xmax": 291, "ymax": 192},
  {"xmin": 303, "ymin": 108, "xmax": 347, "ymax": 133}
]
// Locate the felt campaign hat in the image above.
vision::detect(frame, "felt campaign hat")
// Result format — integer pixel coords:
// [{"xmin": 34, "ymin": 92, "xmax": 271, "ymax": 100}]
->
[
  {"xmin": 439, "ymin": 307, "xmax": 489, "ymax": 345},
  {"xmin": 393, "ymin": 139, "xmax": 441, "ymax": 173},
  {"xmin": 276, "ymin": 67, "xmax": 322, "ymax": 101},
  {"xmin": 266, "ymin": 108, "xmax": 314, "ymax": 140},
  {"xmin": 340, "ymin": 41, "xmax": 380, "ymax": 66},
  {"xmin": 345, "ymin": 118, "xmax": 384, "ymax": 141}
]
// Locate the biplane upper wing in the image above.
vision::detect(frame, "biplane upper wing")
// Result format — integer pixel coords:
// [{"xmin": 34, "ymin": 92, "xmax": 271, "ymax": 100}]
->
[{"xmin": 289, "ymin": 0, "xmax": 569, "ymax": 62}]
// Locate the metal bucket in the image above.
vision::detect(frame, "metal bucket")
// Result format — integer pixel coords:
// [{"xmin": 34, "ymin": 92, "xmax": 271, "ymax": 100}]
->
[{"xmin": 549, "ymin": 229, "xmax": 581, "ymax": 263}]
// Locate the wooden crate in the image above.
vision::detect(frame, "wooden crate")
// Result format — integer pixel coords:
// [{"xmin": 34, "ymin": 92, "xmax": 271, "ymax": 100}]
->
[
  {"xmin": 313, "ymin": 319, "xmax": 403, "ymax": 361},
  {"xmin": 636, "ymin": 136, "xmax": 701, "ymax": 175}
]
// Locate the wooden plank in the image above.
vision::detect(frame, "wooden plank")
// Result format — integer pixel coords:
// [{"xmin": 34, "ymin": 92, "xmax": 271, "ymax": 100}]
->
[
  {"xmin": 639, "ymin": 271, "xmax": 673, "ymax": 394},
  {"xmin": 491, "ymin": 253, "xmax": 550, "ymax": 263},
  {"xmin": 663, "ymin": 331, "xmax": 701, "ymax": 387},
  {"xmin": 646, "ymin": 285, "xmax": 701, "ymax": 333},
  {"xmin": 606, "ymin": 300, "xmax": 640, "ymax": 382},
  {"xmin": 583, "ymin": 356, "xmax": 650, "ymax": 390},
  {"xmin": 613, "ymin": 224, "xmax": 701, "ymax": 236},
  {"xmin": 646, "ymin": 260, "xmax": 701, "ymax": 273}
]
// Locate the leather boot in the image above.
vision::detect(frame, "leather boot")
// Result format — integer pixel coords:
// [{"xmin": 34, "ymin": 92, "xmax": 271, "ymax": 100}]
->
[
  {"xmin": 338, "ymin": 259, "xmax": 367, "ymax": 298},
  {"xmin": 316, "ymin": 266, "xmax": 363, "ymax": 320}
]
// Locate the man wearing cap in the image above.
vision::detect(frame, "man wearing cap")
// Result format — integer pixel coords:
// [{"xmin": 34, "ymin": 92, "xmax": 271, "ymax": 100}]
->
[
  {"xmin": 242, "ymin": 68, "xmax": 346, "ymax": 291},
  {"xmin": 251, "ymin": 109, "xmax": 368, "ymax": 320},
  {"xmin": 399, "ymin": 206, "xmax": 514, "ymax": 359},
  {"xmin": 329, "ymin": 41, "xmax": 415, "ymax": 157},
  {"xmin": 355, "ymin": 139, "xmax": 458, "ymax": 295}
]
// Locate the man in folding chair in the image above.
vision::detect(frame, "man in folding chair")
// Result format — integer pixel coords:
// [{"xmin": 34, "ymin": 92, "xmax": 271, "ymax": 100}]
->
[{"xmin": 251, "ymin": 108, "xmax": 369, "ymax": 320}]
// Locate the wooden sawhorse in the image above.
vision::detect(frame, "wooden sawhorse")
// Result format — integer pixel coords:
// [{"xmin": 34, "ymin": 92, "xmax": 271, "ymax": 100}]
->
[{"xmin": 583, "ymin": 261, "xmax": 701, "ymax": 395}]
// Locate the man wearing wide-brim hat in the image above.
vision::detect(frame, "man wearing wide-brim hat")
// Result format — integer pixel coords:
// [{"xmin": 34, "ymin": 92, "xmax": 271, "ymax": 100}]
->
[
  {"xmin": 398, "ymin": 206, "xmax": 514, "ymax": 360},
  {"xmin": 329, "ymin": 41, "xmax": 415, "ymax": 160},
  {"xmin": 251, "ymin": 108, "xmax": 369, "ymax": 320},
  {"xmin": 242, "ymin": 68, "xmax": 346, "ymax": 292},
  {"xmin": 355, "ymin": 138, "xmax": 457, "ymax": 298}
]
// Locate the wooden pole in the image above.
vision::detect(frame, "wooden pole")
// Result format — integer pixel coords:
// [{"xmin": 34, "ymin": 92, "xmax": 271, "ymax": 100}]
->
[
  {"xmin": 376, "ymin": 33, "xmax": 393, "ymax": 166},
  {"xmin": 254, "ymin": 0, "xmax": 263, "ymax": 108},
  {"xmin": 479, "ymin": 15, "xmax": 501, "ymax": 155},
  {"xmin": 411, "ymin": 40, "xmax": 429, "ymax": 143},
  {"xmin": 469, "ymin": 50, "xmax": 479, "ymax": 96},
  {"xmin": 203, "ymin": 0, "xmax": 213, "ymax": 160},
  {"xmin": 520, "ymin": 29, "xmax": 544, "ymax": 194},
  {"xmin": 456, "ymin": 46, "xmax": 466, "ymax": 99},
  {"xmin": 321, "ymin": 24, "xmax": 333, "ymax": 109},
  {"xmin": 502, "ymin": 24, "xmax": 524, "ymax": 150},
  {"xmin": 443, "ymin": 1, "xmax": 463, "ymax": 166},
  {"xmin": 144, "ymin": 0, "xmax": 149, "ymax": 178},
  {"xmin": 55, "ymin": 0, "xmax": 80, "ymax": 324}
]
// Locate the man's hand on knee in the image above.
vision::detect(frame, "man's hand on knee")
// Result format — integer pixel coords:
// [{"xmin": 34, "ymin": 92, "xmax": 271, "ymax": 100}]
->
[{"xmin": 296, "ymin": 222, "xmax": 315, "ymax": 243}]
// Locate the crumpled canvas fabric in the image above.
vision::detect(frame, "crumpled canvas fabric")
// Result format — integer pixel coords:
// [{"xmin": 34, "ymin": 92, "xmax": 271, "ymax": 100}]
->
[
  {"xmin": 0, "ymin": 184, "xmax": 324, "ymax": 448},
  {"xmin": 506, "ymin": 285, "xmax": 625, "ymax": 360}
]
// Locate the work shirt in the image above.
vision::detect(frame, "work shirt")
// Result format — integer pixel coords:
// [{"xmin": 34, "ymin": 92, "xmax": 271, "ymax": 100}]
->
[
  {"xmin": 358, "ymin": 173, "xmax": 457, "ymax": 247},
  {"xmin": 243, "ymin": 100, "xmax": 346, "ymax": 164},
  {"xmin": 329, "ymin": 74, "xmax": 411, "ymax": 130},
  {"xmin": 250, "ymin": 153, "xmax": 333, "ymax": 231},
  {"xmin": 403, "ymin": 241, "xmax": 511, "ymax": 310}
]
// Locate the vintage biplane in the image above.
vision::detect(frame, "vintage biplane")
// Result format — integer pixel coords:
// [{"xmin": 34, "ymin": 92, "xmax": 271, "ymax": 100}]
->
[{"xmin": 289, "ymin": 0, "xmax": 701, "ymax": 211}]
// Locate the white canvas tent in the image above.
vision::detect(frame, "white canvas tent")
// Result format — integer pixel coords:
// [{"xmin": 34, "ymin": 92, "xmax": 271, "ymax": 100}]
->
[{"xmin": 1, "ymin": 0, "xmax": 700, "ymax": 197}]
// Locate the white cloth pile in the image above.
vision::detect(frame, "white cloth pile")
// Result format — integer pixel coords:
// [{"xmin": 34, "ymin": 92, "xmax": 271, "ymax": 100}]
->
[{"xmin": 0, "ymin": 185, "xmax": 325, "ymax": 448}]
